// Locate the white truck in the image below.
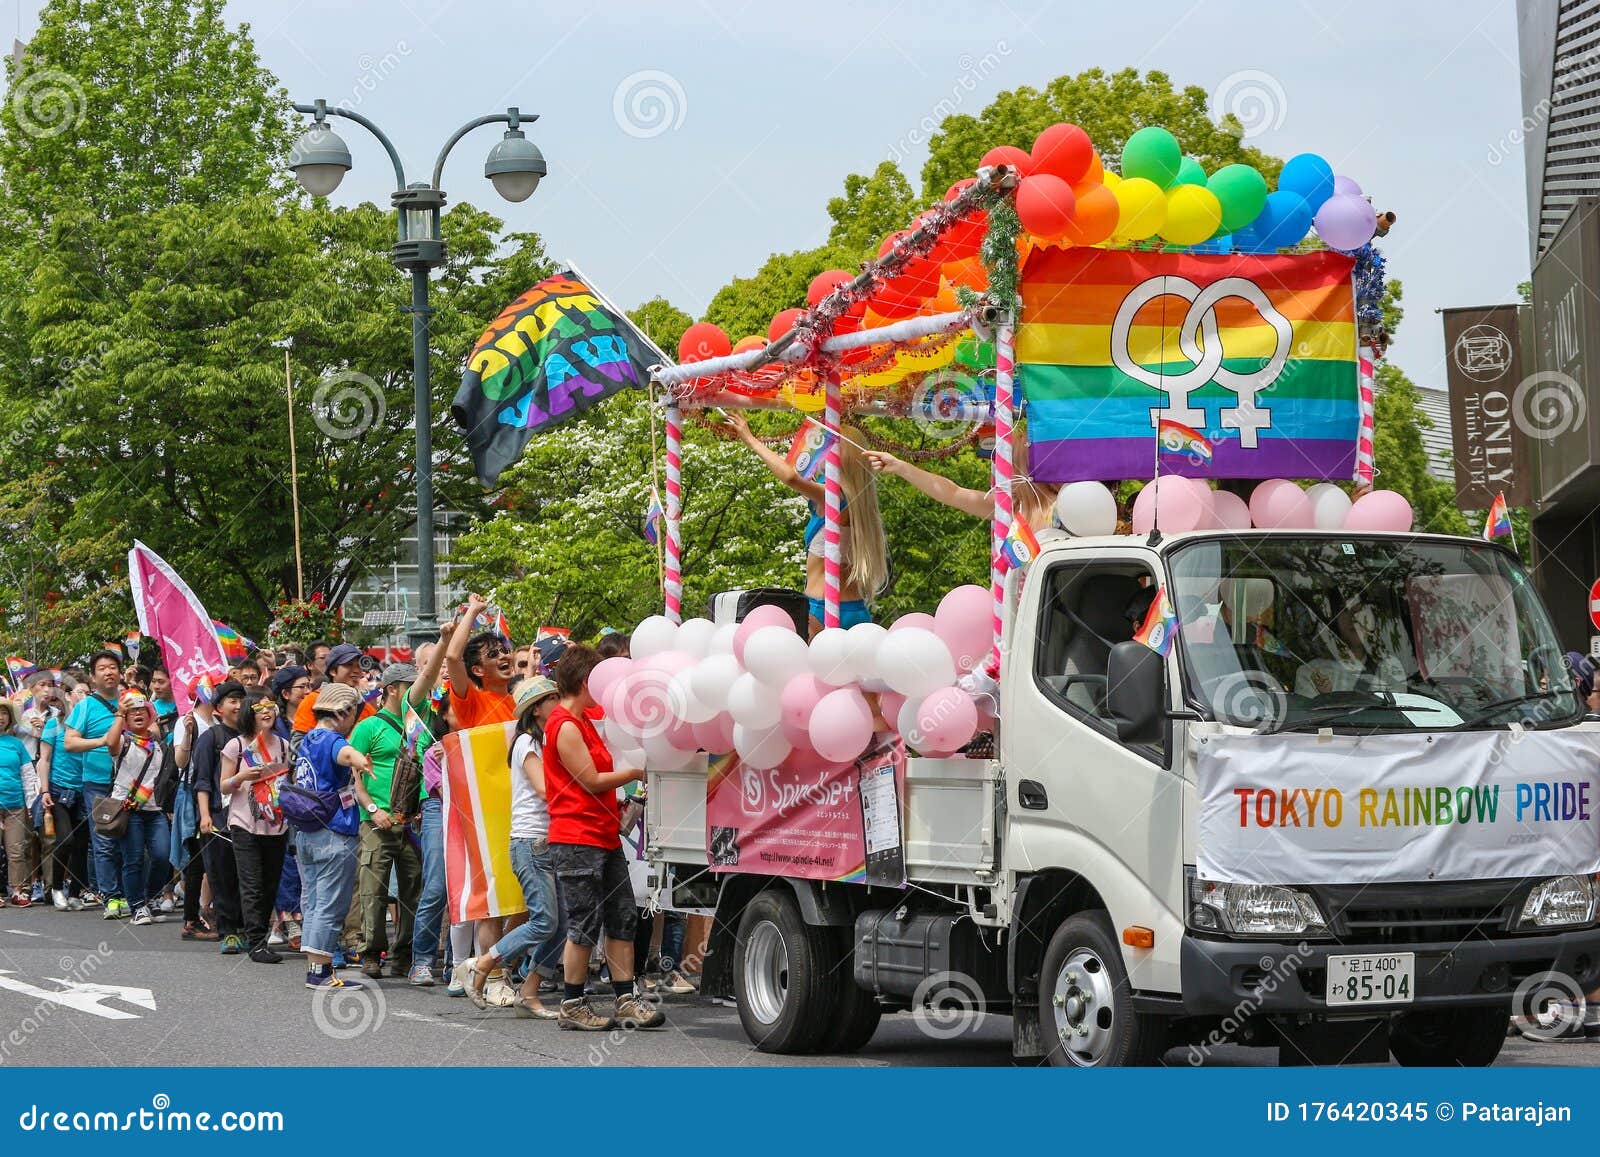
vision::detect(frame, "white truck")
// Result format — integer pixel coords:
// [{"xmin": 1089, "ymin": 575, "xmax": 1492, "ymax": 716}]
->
[{"xmin": 647, "ymin": 529, "xmax": 1600, "ymax": 1066}]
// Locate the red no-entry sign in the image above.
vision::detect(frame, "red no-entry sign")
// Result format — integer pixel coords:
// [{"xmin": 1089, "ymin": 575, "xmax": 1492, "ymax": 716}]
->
[{"xmin": 1590, "ymin": 579, "xmax": 1600, "ymax": 631}]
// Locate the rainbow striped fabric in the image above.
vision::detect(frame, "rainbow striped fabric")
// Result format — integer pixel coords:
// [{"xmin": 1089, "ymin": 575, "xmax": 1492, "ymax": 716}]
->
[
  {"xmin": 1019, "ymin": 248, "xmax": 1359, "ymax": 481},
  {"xmin": 441, "ymin": 721, "xmax": 527, "ymax": 922},
  {"xmin": 211, "ymin": 620, "xmax": 252, "ymax": 661}
]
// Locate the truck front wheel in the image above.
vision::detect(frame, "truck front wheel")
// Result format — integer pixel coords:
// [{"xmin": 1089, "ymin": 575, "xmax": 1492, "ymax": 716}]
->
[
  {"xmin": 1039, "ymin": 912, "xmax": 1167, "ymax": 1066},
  {"xmin": 732, "ymin": 890, "xmax": 838, "ymax": 1054},
  {"xmin": 1390, "ymin": 1007, "xmax": 1508, "ymax": 1066}
]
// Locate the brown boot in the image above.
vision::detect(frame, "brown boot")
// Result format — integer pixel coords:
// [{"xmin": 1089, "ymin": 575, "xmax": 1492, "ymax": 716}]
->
[
  {"xmin": 614, "ymin": 993, "xmax": 666, "ymax": 1029},
  {"xmin": 558, "ymin": 998, "xmax": 616, "ymax": 1031}
]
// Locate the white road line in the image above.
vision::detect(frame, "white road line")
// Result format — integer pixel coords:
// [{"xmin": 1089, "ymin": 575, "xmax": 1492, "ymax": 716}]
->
[
  {"xmin": 2, "ymin": 929, "xmax": 45, "ymax": 937},
  {"xmin": 391, "ymin": 1009, "xmax": 485, "ymax": 1033}
]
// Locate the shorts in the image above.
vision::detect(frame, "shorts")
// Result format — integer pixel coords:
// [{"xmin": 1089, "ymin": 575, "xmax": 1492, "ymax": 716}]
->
[
  {"xmin": 550, "ymin": 842, "xmax": 637, "ymax": 948},
  {"xmin": 806, "ymin": 597, "xmax": 872, "ymax": 630}
]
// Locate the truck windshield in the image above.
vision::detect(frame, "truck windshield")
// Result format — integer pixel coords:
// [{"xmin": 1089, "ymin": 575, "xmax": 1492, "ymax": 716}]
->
[{"xmin": 1164, "ymin": 534, "xmax": 1583, "ymax": 733}]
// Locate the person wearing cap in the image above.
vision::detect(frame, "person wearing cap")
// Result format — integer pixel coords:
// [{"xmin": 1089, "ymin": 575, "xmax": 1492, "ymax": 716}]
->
[
  {"xmin": 291, "ymin": 643, "xmax": 376, "ymax": 736},
  {"xmin": 1565, "ymin": 651, "xmax": 1600, "ymax": 718},
  {"xmin": 270, "ymin": 665, "xmax": 312, "ymax": 746},
  {"xmin": 219, "ymin": 690, "xmax": 292, "ymax": 963},
  {"xmin": 453, "ymin": 676, "xmax": 565, "ymax": 1016},
  {"xmin": 292, "ymin": 681, "xmax": 374, "ymax": 992},
  {"xmin": 192, "ymin": 679, "xmax": 249, "ymax": 952},
  {"xmin": 103, "ymin": 690, "xmax": 170, "ymax": 926},
  {"xmin": 348, "ymin": 662, "xmax": 424, "ymax": 979}
]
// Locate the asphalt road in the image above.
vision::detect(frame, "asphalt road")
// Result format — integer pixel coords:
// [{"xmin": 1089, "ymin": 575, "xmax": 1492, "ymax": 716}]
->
[{"xmin": 0, "ymin": 905, "xmax": 1594, "ymax": 1067}]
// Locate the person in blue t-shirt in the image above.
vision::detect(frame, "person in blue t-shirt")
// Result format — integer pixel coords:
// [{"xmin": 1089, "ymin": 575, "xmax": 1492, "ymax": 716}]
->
[
  {"xmin": 65, "ymin": 652, "xmax": 126, "ymax": 915},
  {"xmin": 0, "ymin": 701, "xmax": 34, "ymax": 907},
  {"xmin": 291, "ymin": 682, "xmax": 373, "ymax": 991},
  {"xmin": 37, "ymin": 679, "xmax": 89, "ymax": 909}
]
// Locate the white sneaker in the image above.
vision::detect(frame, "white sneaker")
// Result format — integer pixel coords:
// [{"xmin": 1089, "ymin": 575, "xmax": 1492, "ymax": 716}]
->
[
  {"xmin": 158, "ymin": 896, "xmax": 175, "ymax": 914},
  {"xmin": 66, "ymin": 896, "xmax": 84, "ymax": 911},
  {"xmin": 51, "ymin": 888, "xmax": 69, "ymax": 911},
  {"xmin": 484, "ymin": 976, "xmax": 519, "ymax": 1008},
  {"xmin": 130, "ymin": 905, "xmax": 154, "ymax": 926},
  {"xmin": 267, "ymin": 928, "xmax": 287, "ymax": 946}
]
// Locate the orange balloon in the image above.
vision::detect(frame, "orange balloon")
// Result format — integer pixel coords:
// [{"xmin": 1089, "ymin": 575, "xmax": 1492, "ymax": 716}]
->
[
  {"xmin": 926, "ymin": 278, "xmax": 960, "ymax": 314},
  {"xmin": 1062, "ymin": 183, "xmax": 1119, "ymax": 246},
  {"xmin": 732, "ymin": 335, "xmax": 766, "ymax": 354},
  {"xmin": 1082, "ymin": 151, "xmax": 1104, "ymax": 184},
  {"xmin": 943, "ymin": 255, "xmax": 988, "ymax": 291}
]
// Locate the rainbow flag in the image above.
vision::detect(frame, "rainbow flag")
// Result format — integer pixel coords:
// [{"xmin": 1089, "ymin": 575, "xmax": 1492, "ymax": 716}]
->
[
  {"xmin": 441, "ymin": 721, "xmax": 527, "ymax": 922},
  {"xmin": 1019, "ymin": 249, "xmax": 1359, "ymax": 481},
  {"xmin": 123, "ymin": 630, "xmax": 142, "ymax": 661},
  {"xmin": 785, "ymin": 422, "xmax": 837, "ymax": 482},
  {"xmin": 6, "ymin": 657, "xmax": 37, "ymax": 683},
  {"xmin": 1158, "ymin": 418, "xmax": 1213, "ymax": 465},
  {"xmin": 998, "ymin": 517, "xmax": 1042, "ymax": 570},
  {"xmin": 643, "ymin": 488, "xmax": 664, "ymax": 545},
  {"xmin": 190, "ymin": 674, "xmax": 217, "ymax": 705},
  {"xmin": 211, "ymin": 620, "xmax": 252, "ymax": 661},
  {"xmin": 1483, "ymin": 492, "xmax": 1513, "ymax": 542},
  {"xmin": 1133, "ymin": 586, "xmax": 1177, "ymax": 656}
]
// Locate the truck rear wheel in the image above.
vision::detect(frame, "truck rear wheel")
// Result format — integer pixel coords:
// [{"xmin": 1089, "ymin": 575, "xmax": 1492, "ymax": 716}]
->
[
  {"xmin": 732, "ymin": 890, "xmax": 838, "ymax": 1054},
  {"xmin": 1390, "ymin": 1007, "xmax": 1508, "ymax": 1067},
  {"xmin": 818, "ymin": 928, "xmax": 882, "ymax": 1053},
  {"xmin": 1039, "ymin": 912, "xmax": 1167, "ymax": 1067}
]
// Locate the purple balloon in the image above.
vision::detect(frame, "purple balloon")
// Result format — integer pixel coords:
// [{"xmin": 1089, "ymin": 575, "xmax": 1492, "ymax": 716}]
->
[
  {"xmin": 1314, "ymin": 193, "xmax": 1377, "ymax": 251},
  {"xmin": 1332, "ymin": 174, "xmax": 1363, "ymax": 196}
]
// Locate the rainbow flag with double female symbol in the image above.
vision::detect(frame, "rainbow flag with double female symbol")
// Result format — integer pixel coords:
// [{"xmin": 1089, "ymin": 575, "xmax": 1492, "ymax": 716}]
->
[
  {"xmin": 441, "ymin": 721, "xmax": 527, "ymax": 922},
  {"xmin": 1018, "ymin": 248, "xmax": 1359, "ymax": 482},
  {"xmin": 1133, "ymin": 586, "xmax": 1177, "ymax": 657}
]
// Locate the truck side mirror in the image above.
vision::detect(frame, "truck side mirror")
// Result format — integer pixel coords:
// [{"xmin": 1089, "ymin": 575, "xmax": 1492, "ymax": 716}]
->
[{"xmin": 1106, "ymin": 641, "xmax": 1164, "ymax": 746}]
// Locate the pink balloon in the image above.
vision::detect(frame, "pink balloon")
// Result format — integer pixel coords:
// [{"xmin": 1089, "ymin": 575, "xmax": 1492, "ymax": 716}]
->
[
  {"xmin": 934, "ymin": 584, "xmax": 992, "ymax": 676},
  {"xmin": 1131, "ymin": 476, "xmax": 1207, "ymax": 533},
  {"xmin": 1249, "ymin": 479, "xmax": 1313, "ymax": 529},
  {"xmin": 1209, "ymin": 489, "xmax": 1251, "ymax": 529},
  {"xmin": 915, "ymin": 687, "xmax": 979, "ymax": 755},
  {"xmin": 890, "ymin": 612, "xmax": 937, "ymax": 634},
  {"xmin": 780, "ymin": 674, "xmax": 829, "ymax": 730},
  {"xmin": 733, "ymin": 605, "xmax": 795, "ymax": 664},
  {"xmin": 665, "ymin": 718, "xmax": 699, "ymax": 751},
  {"xmin": 1183, "ymin": 477, "xmax": 1216, "ymax": 529},
  {"xmin": 587, "ymin": 656, "xmax": 633, "ymax": 705},
  {"xmin": 617, "ymin": 669, "xmax": 675, "ymax": 735},
  {"xmin": 877, "ymin": 690, "xmax": 907, "ymax": 728},
  {"xmin": 1343, "ymin": 489, "xmax": 1413, "ymax": 533},
  {"xmin": 638, "ymin": 649, "xmax": 695, "ymax": 676},
  {"xmin": 690, "ymin": 712, "xmax": 736, "ymax": 754},
  {"xmin": 808, "ymin": 687, "xmax": 874, "ymax": 763}
]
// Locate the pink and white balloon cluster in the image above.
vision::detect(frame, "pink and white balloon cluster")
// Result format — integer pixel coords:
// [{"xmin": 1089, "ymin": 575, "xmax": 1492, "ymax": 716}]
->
[
  {"xmin": 1128, "ymin": 476, "xmax": 1413, "ymax": 534},
  {"xmin": 589, "ymin": 586, "xmax": 996, "ymax": 774}
]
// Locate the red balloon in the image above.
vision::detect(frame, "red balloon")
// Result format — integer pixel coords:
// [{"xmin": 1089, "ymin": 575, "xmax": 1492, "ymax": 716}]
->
[
  {"xmin": 943, "ymin": 178, "xmax": 976, "ymax": 204},
  {"xmin": 768, "ymin": 307, "xmax": 806, "ymax": 343},
  {"xmin": 1061, "ymin": 183, "xmax": 1119, "ymax": 246},
  {"xmin": 1015, "ymin": 174, "xmax": 1077, "ymax": 240},
  {"xmin": 1031, "ymin": 123, "xmax": 1093, "ymax": 184},
  {"xmin": 807, "ymin": 269, "xmax": 853, "ymax": 307},
  {"xmin": 878, "ymin": 230, "xmax": 939, "ymax": 289},
  {"xmin": 678, "ymin": 321, "xmax": 730, "ymax": 363},
  {"xmin": 980, "ymin": 145, "xmax": 1033, "ymax": 176},
  {"xmin": 866, "ymin": 285, "xmax": 922, "ymax": 319}
]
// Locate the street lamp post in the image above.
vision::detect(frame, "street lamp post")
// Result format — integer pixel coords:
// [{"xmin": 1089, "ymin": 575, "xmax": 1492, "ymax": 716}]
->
[{"xmin": 286, "ymin": 99, "xmax": 546, "ymax": 650}]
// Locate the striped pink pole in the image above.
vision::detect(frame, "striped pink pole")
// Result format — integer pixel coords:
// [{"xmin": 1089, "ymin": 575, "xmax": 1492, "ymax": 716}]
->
[
  {"xmin": 663, "ymin": 400, "xmax": 684, "ymax": 623},
  {"xmin": 823, "ymin": 372, "xmax": 843, "ymax": 629},
  {"xmin": 989, "ymin": 317, "xmax": 1016, "ymax": 675},
  {"xmin": 1354, "ymin": 354, "xmax": 1376, "ymax": 489}
]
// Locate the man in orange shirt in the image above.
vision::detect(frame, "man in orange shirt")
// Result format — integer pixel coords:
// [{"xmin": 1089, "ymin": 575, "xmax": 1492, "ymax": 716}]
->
[
  {"xmin": 292, "ymin": 643, "xmax": 376, "ymax": 736},
  {"xmin": 443, "ymin": 593, "xmax": 516, "ymax": 728}
]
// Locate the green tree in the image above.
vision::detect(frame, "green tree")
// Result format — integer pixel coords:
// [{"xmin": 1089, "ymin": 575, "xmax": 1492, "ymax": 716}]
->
[
  {"xmin": 825, "ymin": 161, "xmax": 920, "ymax": 254},
  {"xmin": 630, "ymin": 296, "xmax": 694, "ymax": 355}
]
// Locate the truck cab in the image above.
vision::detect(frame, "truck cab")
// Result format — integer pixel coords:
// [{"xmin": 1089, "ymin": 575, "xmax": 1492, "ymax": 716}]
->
[{"xmin": 649, "ymin": 529, "xmax": 1600, "ymax": 1065}]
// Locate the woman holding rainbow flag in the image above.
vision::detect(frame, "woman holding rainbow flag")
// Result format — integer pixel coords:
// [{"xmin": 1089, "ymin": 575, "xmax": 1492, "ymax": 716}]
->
[{"xmin": 103, "ymin": 690, "xmax": 170, "ymax": 927}]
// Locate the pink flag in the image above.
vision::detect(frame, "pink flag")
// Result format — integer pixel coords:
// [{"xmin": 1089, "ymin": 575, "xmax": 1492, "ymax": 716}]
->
[{"xmin": 127, "ymin": 540, "xmax": 228, "ymax": 714}]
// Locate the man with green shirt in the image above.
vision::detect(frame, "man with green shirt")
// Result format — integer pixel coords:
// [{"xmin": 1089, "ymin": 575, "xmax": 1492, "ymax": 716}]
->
[{"xmin": 350, "ymin": 662, "xmax": 423, "ymax": 979}]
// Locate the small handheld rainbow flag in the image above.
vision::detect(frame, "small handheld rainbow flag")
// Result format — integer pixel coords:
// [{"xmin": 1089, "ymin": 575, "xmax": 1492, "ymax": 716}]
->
[
  {"xmin": 998, "ymin": 517, "xmax": 1043, "ymax": 570},
  {"xmin": 643, "ymin": 489, "xmax": 664, "ymax": 546},
  {"xmin": 211, "ymin": 620, "xmax": 251, "ymax": 661},
  {"xmin": 191, "ymin": 673, "xmax": 218, "ymax": 705},
  {"xmin": 123, "ymin": 629, "xmax": 142, "ymax": 661},
  {"xmin": 6, "ymin": 656, "xmax": 38, "ymax": 683},
  {"xmin": 785, "ymin": 423, "xmax": 837, "ymax": 482},
  {"xmin": 1157, "ymin": 418, "xmax": 1213, "ymax": 465},
  {"xmin": 1482, "ymin": 492, "xmax": 1513, "ymax": 543},
  {"xmin": 1133, "ymin": 585, "xmax": 1177, "ymax": 657}
]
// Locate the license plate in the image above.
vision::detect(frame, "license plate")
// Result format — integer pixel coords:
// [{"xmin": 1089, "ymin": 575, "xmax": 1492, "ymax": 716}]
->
[{"xmin": 1326, "ymin": 952, "xmax": 1414, "ymax": 1006}]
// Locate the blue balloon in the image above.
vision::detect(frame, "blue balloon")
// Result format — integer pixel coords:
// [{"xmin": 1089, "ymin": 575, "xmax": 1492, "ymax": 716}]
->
[
  {"xmin": 1277, "ymin": 153, "xmax": 1334, "ymax": 213},
  {"xmin": 1256, "ymin": 190, "xmax": 1313, "ymax": 250},
  {"xmin": 1230, "ymin": 220, "xmax": 1268, "ymax": 253}
]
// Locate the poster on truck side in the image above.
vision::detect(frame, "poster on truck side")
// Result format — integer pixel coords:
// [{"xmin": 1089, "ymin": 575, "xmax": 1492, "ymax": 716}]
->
[
  {"xmin": 706, "ymin": 741, "xmax": 904, "ymax": 884},
  {"xmin": 1195, "ymin": 728, "xmax": 1600, "ymax": 885}
]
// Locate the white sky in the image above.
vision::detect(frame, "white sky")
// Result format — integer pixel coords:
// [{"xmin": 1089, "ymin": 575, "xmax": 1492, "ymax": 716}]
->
[{"xmin": 13, "ymin": 0, "xmax": 1532, "ymax": 388}]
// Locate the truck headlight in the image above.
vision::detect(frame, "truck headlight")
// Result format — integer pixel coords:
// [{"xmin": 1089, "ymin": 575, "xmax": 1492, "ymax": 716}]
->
[
  {"xmin": 1519, "ymin": 875, "xmax": 1598, "ymax": 929},
  {"xmin": 1188, "ymin": 870, "xmax": 1328, "ymax": 937}
]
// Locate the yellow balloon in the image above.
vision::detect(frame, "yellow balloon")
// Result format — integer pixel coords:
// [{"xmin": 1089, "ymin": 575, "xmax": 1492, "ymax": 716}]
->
[
  {"xmin": 1112, "ymin": 176, "xmax": 1166, "ymax": 241},
  {"xmin": 1160, "ymin": 185, "xmax": 1222, "ymax": 246},
  {"xmin": 1101, "ymin": 170, "xmax": 1123, "ymax": 190}
]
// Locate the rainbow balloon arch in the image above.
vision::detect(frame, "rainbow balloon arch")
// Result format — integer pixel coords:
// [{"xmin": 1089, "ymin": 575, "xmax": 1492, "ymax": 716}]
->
[{"xmin": 649, "ymin": 123, "xmax": 1392, "ymax": 676}]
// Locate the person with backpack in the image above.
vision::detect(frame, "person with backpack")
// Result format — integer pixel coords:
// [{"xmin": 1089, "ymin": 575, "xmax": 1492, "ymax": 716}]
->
[
  {"xmin": 37, "ymin": 677, "xmax": 91, "ymax": 910},
  {"xmin": 170, "ymin": 677, "xmax": 219, "ymax": 940},
  {"xmin": 191, "ymin": 680, "xmax": 247, "ymax": 953},
  {"xmin": 65, "ymin": 651, "xmax": 128, "ymax": 917},
  {"xmin": 349, "ymin": 663, "xmax": 423, "ymax": 979},
  {"xmin": 219, "ymin": 691, "xmax": 292, "ymax": 963},
  {"xmin": 102, "ymin": 691, "xmax": 170, "ymax": 926},
  {"xmin": 285, "ymin": 682, "xmax": 373, "ymax": 992}
]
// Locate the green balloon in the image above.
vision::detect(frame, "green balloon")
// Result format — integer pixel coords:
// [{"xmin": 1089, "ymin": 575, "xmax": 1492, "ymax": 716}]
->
[
  {"xmin": 1173, "ymin": 156, "xmax": 1207, "ymax": 187},
  {"xmin": 1121, "ymin": 126, "xmax": 1182, "ymax": 188},
  {"xmin": 1207, "ymin": 163, "xmax": 1269, "ymax": 232}
]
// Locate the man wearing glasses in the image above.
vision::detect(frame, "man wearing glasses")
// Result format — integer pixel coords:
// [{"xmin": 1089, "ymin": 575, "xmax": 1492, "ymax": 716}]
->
[{"xmin": 444, "ymin": 593, "xmax": 517, "ymax": 729}]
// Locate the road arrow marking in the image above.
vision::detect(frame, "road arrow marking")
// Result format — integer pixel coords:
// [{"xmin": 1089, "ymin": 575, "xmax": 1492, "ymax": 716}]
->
[
  {"xmin": 48, "ymin": 979, "xmax": 157, "ymax": 1012},
  {"xmin": 0, "ymin": 971, "xmax": 153, "ymax": 1019}
]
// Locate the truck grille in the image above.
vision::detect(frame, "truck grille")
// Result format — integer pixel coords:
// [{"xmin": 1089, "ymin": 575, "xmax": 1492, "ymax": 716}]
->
[{"xmin": 1314, "ymin": 881, "xmax": 1527, "ymax": 946}]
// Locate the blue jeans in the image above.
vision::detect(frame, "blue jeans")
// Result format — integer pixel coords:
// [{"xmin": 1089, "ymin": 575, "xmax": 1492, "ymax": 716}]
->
[
  {"xmin": 116, "ymin": 811, "xmax": 170, "ymax": 910},
  {"xmin": 296, "ymin": 826, "xmax": 359, "ymax": 958},
  {"xmin": 490, "ymin": 837, "xmax": 564, "ymax": 979},
  {"xmin": 81, "ymin": 782, "xmax": 124, "ymax": 898},
  {"xmin": 661, "ymin": 912, "xmax": 687, "ymax": 972},
  {"xmin": 411, "ymin": 797, "xmax": 448, "ymax": 970}
]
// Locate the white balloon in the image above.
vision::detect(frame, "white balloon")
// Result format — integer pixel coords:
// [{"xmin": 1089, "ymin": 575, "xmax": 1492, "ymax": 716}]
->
[
  {"xmin": 743, "ymin": 626, "xmax": 811, "ymax": 687},
  {"xmin": 808, "ymin": 628, "xmax": 855, "ymax": 686},
  {"xmin": 877, "ymin": 628, "xmax": 956, "ymax": 699},
  {"xmin": 613, "ymin": 746, "xmax": 648, "ymax": 772},
  {"xmin": 673, "ymin": 617, "xmax": 717, "ymax": 659},
  {"xmin": 642, "ymin": 731, "xmax": 697, "ymax": 771},
  {"xmin": 670, "ymin": 671, "xmax": 718, "ymax": 724},
  {"xmin": 1054, "ymin": 481, "xmax": 1118, "ymax": 537},
  {"xmin": 631, "ymin": 615, "xmax": 679, "ymax": 659},
  {"xmin": 726, "ymin": 671, "xmax": 782, "ymax": 730},
  {"xmin": 895, "ymin": 697, "xmax": 927, "ymax": 749},
  {"xmin": 845, "ymin": 622, "xmax": 889, "ymax": 689},
  {"xmin": 733, "ymin": 722, "xmax": 791, "ymax": 769},
  {"xmin": 688, "ymin": 653, "xmax": 742, "ymax": 711},
  {"xmin": 706, "ymin": 623, "xmax": 739, "ymax": 657},
  {"xmin": 1305, "ymin": 482, "xmax": 1353, "ymax": 531}
]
